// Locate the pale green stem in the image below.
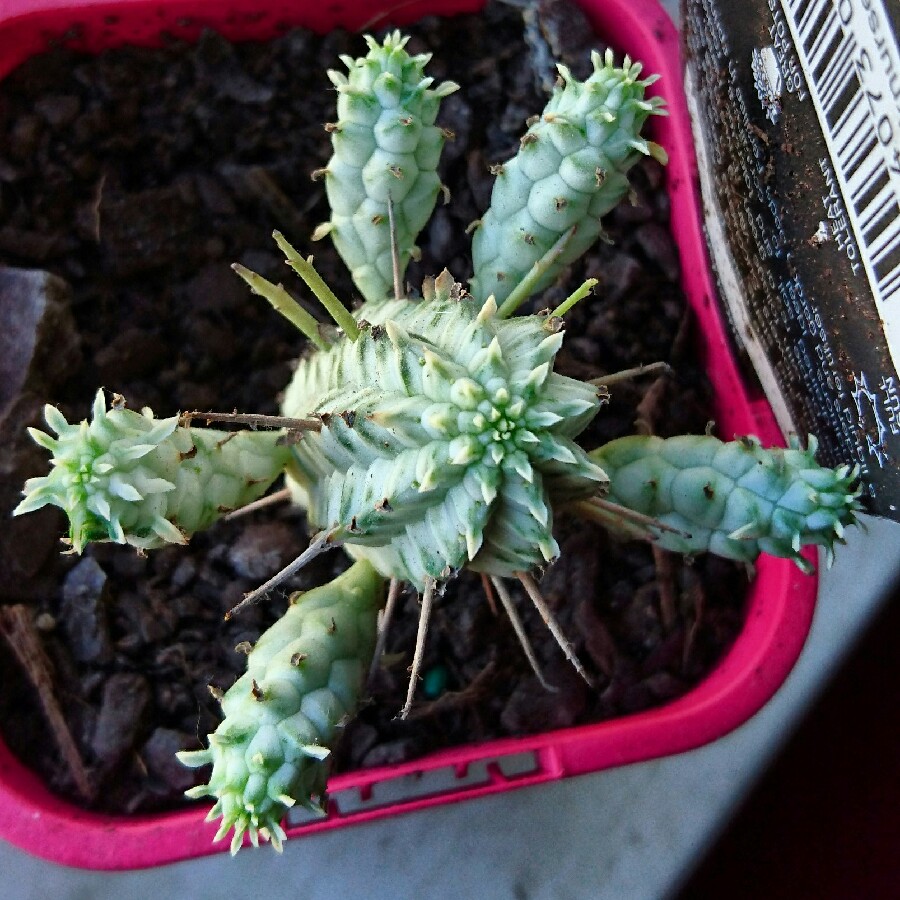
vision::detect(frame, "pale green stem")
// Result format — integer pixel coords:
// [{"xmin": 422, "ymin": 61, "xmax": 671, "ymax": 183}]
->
[
  {"xmin": 496, "ymin": 226, "xmax": 577, "ymax": 319},
  {"xmin": 274, "ymin": 231, "xmax": 361, "ymax": 341},
  {"xmin": 232, "ymin": 263, "xmax": 330, "ymax": 351},
  {"xmin": 550, "ymin": 278, "xmax": 598, "ymax": 318}
]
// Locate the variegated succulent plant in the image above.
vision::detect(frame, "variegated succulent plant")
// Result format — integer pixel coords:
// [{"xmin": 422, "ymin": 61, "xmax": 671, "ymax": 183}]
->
[{"xmin": 15, "ymin": 30, "xmax": 861, "ymax": 854}]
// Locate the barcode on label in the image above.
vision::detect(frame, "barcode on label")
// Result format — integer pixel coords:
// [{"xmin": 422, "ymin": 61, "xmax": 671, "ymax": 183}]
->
[{"xmin": 781, "ymin": 0, "xmax": 900, "ymax": 368}]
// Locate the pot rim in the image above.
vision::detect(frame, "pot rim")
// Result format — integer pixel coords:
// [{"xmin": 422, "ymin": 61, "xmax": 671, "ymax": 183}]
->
[{"xmin": 0, "ymin": 0, "xmax": 815, "ymax": 869}]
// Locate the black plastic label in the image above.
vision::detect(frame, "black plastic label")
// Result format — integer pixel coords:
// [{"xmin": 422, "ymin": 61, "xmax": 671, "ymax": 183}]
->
[{"xmin": 683, "ymin": 0, "xmax": 900, "ymax": 519}]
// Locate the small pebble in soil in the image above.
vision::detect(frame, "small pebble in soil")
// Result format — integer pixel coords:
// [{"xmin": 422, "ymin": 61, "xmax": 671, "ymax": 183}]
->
[
  {"xmin": 60, "ymin": 558, "xmax": 113, "ymax": 664},
  {"xmin": 141, "ymin": 727, "xmax": 200, "ymax": 793},
  {"xmin": 90, "ymin": 673, "xmax": 152, "ymax": 772},
  {"xmin": 227, "ymin": 521, "xmax": 306, "ymax": 580}
]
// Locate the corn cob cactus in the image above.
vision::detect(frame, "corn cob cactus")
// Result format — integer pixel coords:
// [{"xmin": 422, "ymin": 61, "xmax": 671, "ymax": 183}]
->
[
  {"xmin": 13, "ymin": 30, "xmax": 863, "ymax": 856},
  {"xmin": 312, "ymin": 31, "xmax": 458, "ymax": 302},
  {"xmin": 177, "ymin": 560, "xmax": 383, "ymax": 854},
  {"xmin": 14, "ymin": 390, "xmax": 291, "ymax": 552},
  {"xmin": 469, "ymin": 50, "xmax": 667, "ymax": 311},
  {"xmin": 587, "ymin": 434, "xmax": 863, "ymax": 573}
]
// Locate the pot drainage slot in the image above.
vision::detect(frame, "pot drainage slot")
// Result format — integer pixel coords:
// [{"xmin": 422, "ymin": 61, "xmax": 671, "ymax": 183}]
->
[{"xmin": 284, "ymin": 750, "xmax": 541, "ymax": 826}]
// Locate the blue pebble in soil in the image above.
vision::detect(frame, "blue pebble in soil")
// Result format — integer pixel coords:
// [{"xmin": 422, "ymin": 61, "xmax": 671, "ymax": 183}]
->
[{"xmin": 422, "ymin": 665, "xmax": 449, "ymax": 699}]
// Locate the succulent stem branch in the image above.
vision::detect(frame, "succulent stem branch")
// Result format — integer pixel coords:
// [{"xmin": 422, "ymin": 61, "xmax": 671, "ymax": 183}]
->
[
  {"xmin": 178, "ymin": 561, "xmax": 383, "ymax": 854},
  {"xmin": 471, "ymin": 50, "xmax": 668, "ymax": 307},
  {"xmin": 588, "ymin": 434, "xmax": 862, "ymax": 572}
]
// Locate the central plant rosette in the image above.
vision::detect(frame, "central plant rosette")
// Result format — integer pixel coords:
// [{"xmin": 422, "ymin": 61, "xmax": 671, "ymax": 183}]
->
[{"xmin": 282, "ymin": 271, "xmax": 608, "ymax": 589}]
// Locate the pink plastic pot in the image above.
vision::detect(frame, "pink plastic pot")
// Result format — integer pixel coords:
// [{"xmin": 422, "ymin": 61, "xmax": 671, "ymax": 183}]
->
[{"xmin": 0, "ymin": 0, "xmax": 816, "ymax": 870}]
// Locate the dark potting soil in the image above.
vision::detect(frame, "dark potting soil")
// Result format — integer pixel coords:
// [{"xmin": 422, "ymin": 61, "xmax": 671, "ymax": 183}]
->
[{"xmin": 0, "ymin": 0, "xmax": 748, "ymax": 815}]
